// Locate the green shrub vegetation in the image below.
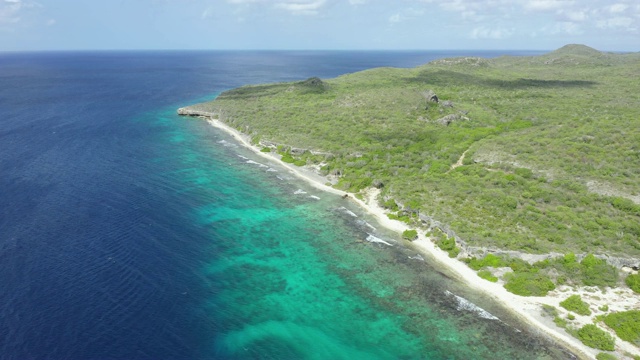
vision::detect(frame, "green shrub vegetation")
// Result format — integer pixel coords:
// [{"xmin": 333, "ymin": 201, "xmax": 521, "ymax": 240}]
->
[
  {"xmin": 541, "ymin": 304, "xmax": 558, "ymax": 318},
  {"xmin": 467, "ymin": 254, "xmax": 506, "ymax": 270},
  {"xmin": 625, "ymin": 274, "xmax": 640, "ymax": 293},
  {"xmin": 402, "ymin": 229, "xmax": 418, "ymax": 241},
  {"xmin": 577, "ymin": 324, "xmax": 615, "ymax": 351},
  {"xmin": 596, "ymin": 353, "xmax": 617, "ymax": 360},
  {"xmin": 554, "ymin": 316, "xmax": 567, "ymax": 329},
  {"xmin": 187, "ymin": 45, "xmax": 640, "ymax": 269},
  {"xmin": 477, "ymin": 270, "xmax": 498, "ymax": 282},
  {"xmin": 534, "ymin": 253, "xmax": 618, "ymax": 288},
  {"xmin": 559, "ymin": 294, "xmax": 592, "ymax": 316},
  {"xmin": 503, "ymin": 271, "xmax": 555, "ymax": 296},
  {"xmin": 601, "ymin": 310, "xmax": 640, "ymax": 346},
  {"xmin": 387, "ymin": 213, "xmax": 412, "ymax": 224},
  {"xmin": 383, "ymin": 198, "xmax": 399, "ymax": 211}
]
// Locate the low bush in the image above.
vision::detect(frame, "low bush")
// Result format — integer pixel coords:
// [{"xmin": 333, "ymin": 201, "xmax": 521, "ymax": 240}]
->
[
  {"xmin": 541, "ymin": 304, "xmax": 558, "ymax": 318},
  {"xmin": 601, "ymin": 310, "xmax": 640, "ymax": 345},
  {"xmin": 402, "ymin": 229, "xmax": 418, "ymax": 240},
  {"xmin": 437, "ymin": 236, "xmax": 460, "ymax": 258},
  {"xmin": 387, "ymin": 213, "xmax": 412, "ymax": 224},
  {"xmin": 468, "ymin": 254, "xmax": 506, "ymax": 270},
  {"xmin": 280, "ymin": 153, "xmax": 296, "ymax": 163},
  {"xmin": 383, "ymin": 198, "xmax": 399, "ymax": 211},
  {"xmin": 559, "ymin": 294, "xmax": 592, "ymax": 316},
  {"xmin": 595, "ymin": 353, "xmax": 617, "ymax": 360},
  {"xmin": 554, "ymin": 316, "xmax": 567, "ymax": 328},
  {"xmin": 477, "ymin": 270, "xmax": 498, "ymax": 282},
  {"xmin": 577, "ymin": 324, "xmax": 615, "ymax": 351},
  {"xmin": 580, "ymin": 254, "xmax": 619, "ymax": 287},
  {"xmin": 504, "ymin": 272, "xmax": 555, "ymax": 296},
  {"xmin": 625, "ymin": 274, "xmax": 640, "ymax": 293}
]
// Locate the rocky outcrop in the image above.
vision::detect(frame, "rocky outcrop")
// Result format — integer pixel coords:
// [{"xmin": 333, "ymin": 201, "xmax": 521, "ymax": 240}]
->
[
  {"xmin": 177, "ymin": 107, "xmax": 217, "ymax": 118},
  {"xmin": 422, "ymin": 90, "xmax": 438, "ymax": 103},
  {"xmin": 436, "ymin": 114, "xmax": 460, "ymax": 125},
  {"xmin": 418, "ymin": 213, "xmax": 640, "ymax": 268}
]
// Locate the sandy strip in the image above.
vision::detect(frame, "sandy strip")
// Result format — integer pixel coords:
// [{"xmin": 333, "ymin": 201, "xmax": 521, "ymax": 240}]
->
[{"xmin": 203, "ymin": 117, "xmax": 635, "ymax": 360}]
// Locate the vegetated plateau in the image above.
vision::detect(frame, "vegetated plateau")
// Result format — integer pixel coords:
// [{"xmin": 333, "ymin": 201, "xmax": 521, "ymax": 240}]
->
[{"xmin": 190, "ymin": 44, "xmax": 640, "ymax": 258}]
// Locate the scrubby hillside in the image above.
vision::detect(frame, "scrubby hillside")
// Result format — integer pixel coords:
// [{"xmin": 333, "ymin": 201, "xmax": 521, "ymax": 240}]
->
[{"xmin": 190, "ymin": 45, "xmax": 640, "ymax": 257}]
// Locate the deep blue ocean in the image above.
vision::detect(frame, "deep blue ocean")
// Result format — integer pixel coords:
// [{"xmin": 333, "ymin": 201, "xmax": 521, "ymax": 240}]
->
[{"xmin": 0, "ymin": 50, "xmax": 574, "ymax": 359}]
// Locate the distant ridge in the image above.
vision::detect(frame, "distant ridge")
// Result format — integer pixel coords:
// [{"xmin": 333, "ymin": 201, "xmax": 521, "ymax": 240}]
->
[
  {"xmin": 549, "ymin": 44, "xmax": 603, "ymax": 56},
  {"xmin": 531, "ymin": 43, "xmax": 629, "ymax": 66}
]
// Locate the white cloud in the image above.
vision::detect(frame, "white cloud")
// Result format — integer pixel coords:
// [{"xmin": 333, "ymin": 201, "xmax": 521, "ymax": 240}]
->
[
  {"xmin": 275, "ymin": 0, "xmax": 326, "ymax": 15},
  {"xmin": 608, "ymin": 3, "xmax": 627, "ymax": 13},
  {"xmin": 524, "ymin": 0, "xmax": 573, "ymax": 12},
  {"xmin": 387, "ymin": 7, "xmax": 424, "ymax": 24},
  {"xmin": 0, "ymin": 0, "xmax": 43, "ymax": 29},
  {"xmin": 597, "ymin": 16, "xmax": 633, "ymax": 29},
  {"xmin": 227, "ymin": 0, "xmax": 266, "ymax": 3},
  {"xmin": 409, "ymin": 0, "xmax": 640, "ymax": 37},
  {"xmin": 469, "ymin": 25, "xmax": 513, "ymax": 39},
  {"xmin": 0, "ymin": 0, "xmax": 23, "ymax": 24},
  {"xmin": 201, "ymin": 6, "xmax": 213, "ymax": 19},
  {"xmin": 227, "ymin": 0, "xmax": 327, "ymax": 15},
  {"xmin": 557, "ymin": 9, "xmax": 588, "ymax": 22}
]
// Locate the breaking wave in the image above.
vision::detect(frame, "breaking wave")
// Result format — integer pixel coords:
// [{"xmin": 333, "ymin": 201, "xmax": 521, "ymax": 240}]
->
[
  {"xmin": 366, "ymin": 234, "xmax": 393, "ymax": 247},
  {"xmin": 445, "ymin": 291, "xmax": 499, "ymax": 321}
]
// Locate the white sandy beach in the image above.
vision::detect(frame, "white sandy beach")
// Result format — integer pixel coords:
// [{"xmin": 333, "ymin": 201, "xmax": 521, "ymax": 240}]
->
[{"xmin": 202, "ymin": 116, "xmax": 639, "ymax": 360}]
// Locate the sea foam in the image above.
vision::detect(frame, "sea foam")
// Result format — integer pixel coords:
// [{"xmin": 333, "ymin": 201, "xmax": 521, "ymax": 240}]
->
[
  {"xmin": 445, "ymin": 291, "xmax": 499, "ymax": 321},
  {"xmin": 366, "ymin": 234, "xmax": 393, "ymax": 246},
  {"xmin": 338, "ymin": 207, "xmax": 358, "ymax": 218}
]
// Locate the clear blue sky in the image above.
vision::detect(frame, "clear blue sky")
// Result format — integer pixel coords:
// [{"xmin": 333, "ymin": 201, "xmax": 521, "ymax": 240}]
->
[{"xmin": 1, "ymin": 0, "xmax": 638, "ymax": 52}]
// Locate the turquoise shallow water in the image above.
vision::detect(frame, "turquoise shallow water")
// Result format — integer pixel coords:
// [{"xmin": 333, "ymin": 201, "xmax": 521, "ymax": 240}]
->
[
  {"xmin": 163, "ymin": 113, "xmax": 573, "ymax": 359},
  {"xmin": 1, "ymin": 50, "xmax": 565, "ymax": 359}
]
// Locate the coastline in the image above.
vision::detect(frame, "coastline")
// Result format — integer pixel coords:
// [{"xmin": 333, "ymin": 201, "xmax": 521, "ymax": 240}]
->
[{"xmin": 182, "ymin": 109, "xmax": 636, "ymax": 360}]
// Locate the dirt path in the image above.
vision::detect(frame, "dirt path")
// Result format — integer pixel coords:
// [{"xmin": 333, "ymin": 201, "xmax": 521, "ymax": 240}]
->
[{"xmin": 448, "ymin": 149, "xmax": 469, "ymax": 172}]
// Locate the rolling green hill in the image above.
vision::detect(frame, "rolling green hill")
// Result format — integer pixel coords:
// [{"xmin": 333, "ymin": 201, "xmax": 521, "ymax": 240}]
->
[{"xmin": 187, "ymin": 45, "xmax": 640, "ymax": 258}]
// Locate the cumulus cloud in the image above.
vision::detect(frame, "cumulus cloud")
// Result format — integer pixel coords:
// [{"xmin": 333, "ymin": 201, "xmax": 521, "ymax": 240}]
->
[
  {"xmin": 275, "ymin": 0, "xmax": 326, "ymax": 15},
  {"xmin": 597, "ymin": 16, "xmax": 634, "ymax": 29},
  {"xmin": 0, "ymin": 0, "xmax": 23, "ymax": 24},
  {"xmin": 557, "ymin": 9, "xmax": 588, "ymax": 22},
  {"xmin": 387, "ymin": 7, "xmax": 424, "ymax": 24},
  {"xmin": 524, "ymin": 0, "xmax": 573, "ymax": 12},
  {"xmin": 1, "ymin": 0, "xmax": 43, "ymax": 29},
  {"xmin": 227, "ymin": 0, "xmax": 327, "ymax": 15},
  {"xmin": 607, "ymin": 3, "xmax": 628, "ymax": 13},
  {"xmin": 470, "ymin": 25, "xmax": 513, "ymax": 39},
  {"xmin": 410, "ymin": 0, "xmax": 640, "ymax": 36}
]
